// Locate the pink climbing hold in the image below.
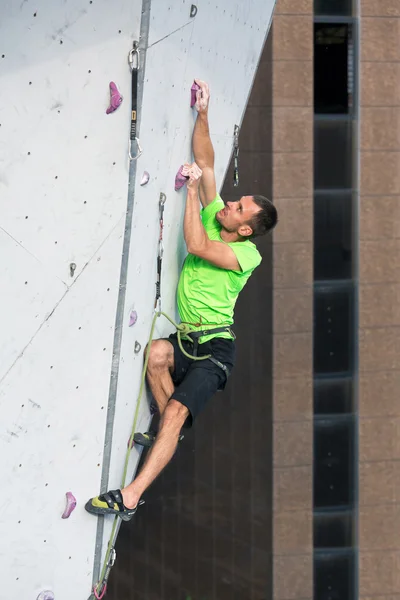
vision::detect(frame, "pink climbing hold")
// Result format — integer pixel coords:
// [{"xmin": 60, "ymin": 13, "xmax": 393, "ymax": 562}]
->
[
  {"xmin": 175, "ymin": 165, "xmax": 189, "ymax": 191},
  {"xmin": 129, "ymin": 310, "xmax": 138, "ymax": 327},
  {"xmin": 106, "ymin": 82, "xmax": 123, "ymax": 114},
  {"xmin": 140, "ymin": 171, "xmax": 150, "ymax": 186},
  {"xmin": 36, "ymin": 592, "xmax": 55, "ymax": 600},
  {"xmin": 61, "ymin": 491, "xmax": 77, "ymax": 519},
  {"xmin": 190, "ymin": 81, "xmax": 200, "ymax": 107}
]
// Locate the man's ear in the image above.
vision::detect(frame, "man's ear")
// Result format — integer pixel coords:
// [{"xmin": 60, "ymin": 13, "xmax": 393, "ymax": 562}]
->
[{"xmin": 238, "ymin": 224, "xmax": 253, "ymax": 238}]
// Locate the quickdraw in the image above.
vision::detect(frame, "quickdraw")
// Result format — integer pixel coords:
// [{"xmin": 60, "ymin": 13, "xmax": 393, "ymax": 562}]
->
[
  {"xmin": 128, "ymin": 41, "xmax": 142, "ymax": 160},
  {"xmin": 155, "ymin": 193, "xmax": 166, "ymax": 313},
  {"xmin": 233, "ymin": 124, "xmax": 239, "ymax": 187}
]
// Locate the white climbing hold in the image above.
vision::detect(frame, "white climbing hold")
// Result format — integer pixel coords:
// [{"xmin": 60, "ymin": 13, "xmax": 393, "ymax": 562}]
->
[
  {"xmin": 36, "ymin": 592, "xmax": 55, "ymax": 600},
  {"xmin": 140, "ymin": 171, "xmax": 150, "ymax": 186},
  {"xmin": 61, "ymin": 491, "xmax": 77, "ymax": 519}
]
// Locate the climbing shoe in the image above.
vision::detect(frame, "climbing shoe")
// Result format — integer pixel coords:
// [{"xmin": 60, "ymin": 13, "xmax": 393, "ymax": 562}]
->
[
  {"xmin": 133, "ymin": 430, "xmax": 184, "ymax": 448},
  {"xmin": 85, "ymin": 489, "xmax": 143, "ymax": 522}
]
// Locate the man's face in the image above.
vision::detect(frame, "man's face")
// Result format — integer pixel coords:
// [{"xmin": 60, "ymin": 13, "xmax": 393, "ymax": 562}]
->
[{"xmin": 216, "ymin": 196, "xmax": 260, "ymax": 237}]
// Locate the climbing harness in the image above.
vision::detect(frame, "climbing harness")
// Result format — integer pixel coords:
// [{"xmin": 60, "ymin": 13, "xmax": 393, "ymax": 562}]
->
[
  {"xmin": 128, "ymin": 41, "xmax": 142, "ymax": 160},
  {"xmin": 90, "ymin": 192, "xmax": 233, "ymax": 599},
  {"xmin": 233, "ymin": 124, "xmax": 240, "ymax": 187},
  {"xmin": 155, "ymin": 193, "xmax": 166, "ymax": 313}
]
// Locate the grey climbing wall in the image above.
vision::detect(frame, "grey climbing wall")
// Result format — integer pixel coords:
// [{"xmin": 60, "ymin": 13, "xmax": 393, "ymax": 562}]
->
[{"xmin": 0, "ymin": 0, "xmax": 276, "ymax": 598}]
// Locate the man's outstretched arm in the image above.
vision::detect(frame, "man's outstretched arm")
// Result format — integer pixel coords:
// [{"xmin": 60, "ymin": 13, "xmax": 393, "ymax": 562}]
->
[{"xmin": 192, "ymin": 80, "xmax": 217, "ymax": 207}]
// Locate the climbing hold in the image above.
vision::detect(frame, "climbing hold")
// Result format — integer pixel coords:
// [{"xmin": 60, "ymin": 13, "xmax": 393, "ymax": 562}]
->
[
  {"xmin": 140, "ymin": 171, "xmax": 150, "ymax": 186},
  {"xmin": 127, "ymin": 435, "xmax": 134, "ymax": 449},
  {"xmin": 190, "ymin": 4, "xmax": 198, "ymax": 18},
  {"xmin": 36, "ymin": 592, "xmax": 55, "ymax": 600},
  {"xmin": 175, "ymin": 165, "xmax": 189, "ymax": 190},
  {"xmin": 106, "ymin": 82, "xmax": 123, "ymax": 114},
  {"xmin": 134, "ymin": 341, "xmax": 141, "ymax": 354},
  {"xmin": 69, "ymin": 262, "xmax": 76, "ymax": 277},
  {"xmin": 190, "ymin": 81, "xmax": 200, "ymax": 107},
  {"xmin": 61, "ymin": 491, "xmax": 77, "ymax": 519},
  {"xmin": 129, "ymin": 310, "xmax": 137, "ymax": 327}
]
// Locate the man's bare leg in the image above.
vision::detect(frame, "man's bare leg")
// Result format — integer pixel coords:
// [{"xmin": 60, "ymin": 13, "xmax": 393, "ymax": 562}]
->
[
  {"xmin": 122, "ymin": 399, "xmax": 189, "ymax": 508},
  {"xmin": 146, "ymin": 339, "xmax": 175, "ymax": 415}
]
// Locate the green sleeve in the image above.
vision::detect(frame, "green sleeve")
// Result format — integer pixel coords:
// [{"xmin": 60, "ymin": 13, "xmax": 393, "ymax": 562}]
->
[{"xmin": 229, "ymin": 241, "xmax": 262, "ymax": 273}]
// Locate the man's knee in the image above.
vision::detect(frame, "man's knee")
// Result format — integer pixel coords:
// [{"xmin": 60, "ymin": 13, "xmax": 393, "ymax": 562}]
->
[
  {"xmin": 161, "ymin": 399, "xmax": 189, "ymax": 429},
  {"xmin": 146, "ymin": 339, "xmax": 174, "ymax": 372}
]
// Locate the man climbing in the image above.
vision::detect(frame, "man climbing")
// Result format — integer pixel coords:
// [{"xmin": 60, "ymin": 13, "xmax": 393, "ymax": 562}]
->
[{"xmin": 85, "ymin": 80, "xmax": 278, "ymax": 521}]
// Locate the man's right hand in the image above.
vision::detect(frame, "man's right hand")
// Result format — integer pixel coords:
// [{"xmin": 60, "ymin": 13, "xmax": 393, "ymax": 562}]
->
[
  {"xmin": 194, "ymin": 79, "xmax": 210, "ymax": 113},
  {"xmin": 182, "ymin": 162, "xmax": 203, "ymax": 191}
]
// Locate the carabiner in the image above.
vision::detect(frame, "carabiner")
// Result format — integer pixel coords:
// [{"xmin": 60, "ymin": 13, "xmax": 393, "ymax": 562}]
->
[
  {"xmin": 128, "ymin": 41, "xmax": 140, "ymax": 71},
  {"xmin": 129, "ymin": 138, "xmax": 143, "ymax": 161}
]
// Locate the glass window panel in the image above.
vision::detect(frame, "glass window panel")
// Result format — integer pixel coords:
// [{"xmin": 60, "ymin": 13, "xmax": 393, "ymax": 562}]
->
[
  {"xmin": 314, "ymin": 551, "xmax": 356, "ymax": 600},
  {"xmin": 314, "ymin": 120, "xmax": 353, "ymax": 189},
  {"xmin": 314, "ymin": 285, "xmax": 355, "ymax": 375},
  {"xmin": 314, "ymin": 511, "xmax": 354, "ymax": 548},
  {"xmin": 314, "ymin": 191, "xmax": 353, "ymax": 281},
  {"xmin": 314, "ymin": 417, "xmax": 356, "ymax": 509},
  {"xmin": 314, "ymin": 24, "xmax": 353, "ymax": 114},
  {"xmin": 314, "ymin": 0, "xmax": 353, "ymax": 16},
  {"xmin": 314, "ymin": 378, "xmax": 354, "ymax": 414}
]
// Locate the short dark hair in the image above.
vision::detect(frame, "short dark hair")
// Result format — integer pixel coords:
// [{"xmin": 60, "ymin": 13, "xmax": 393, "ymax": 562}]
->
[{"xmin": 247, "ymin": 195, "xmax": 278, "ymax": 239}]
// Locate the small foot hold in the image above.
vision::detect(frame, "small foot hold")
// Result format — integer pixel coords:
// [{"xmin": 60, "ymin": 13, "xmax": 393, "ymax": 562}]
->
[
  {"xmin": 190, "ymin": 4, "xmax": 197, "ymax": 18},
  {"xmin": 106, "ymin": 81, "xmax": 123, "ymax": 114},
  {"xmin": 175, "ymin": 165, "xmax": 189, "ymax": 190},
  {"xmin": 140, "ymin": 171, "xmax": 150, "ymax": 186},
  {"xmin": 129, "ymin": 310, "xmax": 137, "ymax": 326},
  {"xmin": 37, "ymin": 592, "xmax": 55, "ymax": 600},
  {"xmin": 61, "ymin": 491, "xmax": 77, "ymax": 519}
]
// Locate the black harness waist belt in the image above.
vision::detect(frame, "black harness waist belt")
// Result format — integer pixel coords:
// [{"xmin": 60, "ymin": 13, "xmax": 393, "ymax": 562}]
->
[{"xmin": 186, "ymin": 325, "xmax": 234, "ymax": 378}]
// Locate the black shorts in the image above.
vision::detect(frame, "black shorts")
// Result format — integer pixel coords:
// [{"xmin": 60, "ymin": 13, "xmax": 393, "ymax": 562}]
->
[{"xmin": 165, "ymin": 332, "xmax": 236, "ymax": 427}]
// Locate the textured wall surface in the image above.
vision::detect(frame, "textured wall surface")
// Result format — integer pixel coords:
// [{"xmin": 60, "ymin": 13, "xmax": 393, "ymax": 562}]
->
[{"xmin": 0, "ymin": 0, "xmax": 276, "ymax": 598}]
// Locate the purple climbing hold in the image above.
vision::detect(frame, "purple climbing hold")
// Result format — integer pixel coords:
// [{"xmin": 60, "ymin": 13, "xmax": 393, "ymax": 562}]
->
[
  {"xmin": 36, "ymin": 592, "xmax": 55, "ymax": 600},
  {"xmin": 61, "ymin": 491, "xmax": 77, "ymax": 519},
  {"xmin": 190, "ymin": 81, "xmax": 200, "ymax": 107},
  {"xmin": 106, "ymin": 81, "xmax": 123, "ymax": 114},
  {"xmin": 129, "ymin": 310, "xmax": 138, "ymax": 327},
  {"xmin": 175, "ymin": 165, "xmax": 189, "ymax": 191},
  {"xmin": 127, "ymin": 436, "xmax": 134, "ymax": 449},
  {"xmin": 140, "ymin": 171, "xmax": 150, "ymax": 186}
]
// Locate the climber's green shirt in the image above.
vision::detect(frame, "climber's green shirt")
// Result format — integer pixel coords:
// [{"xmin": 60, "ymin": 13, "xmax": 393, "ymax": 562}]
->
[{"xmin": 177, "ymin": 195, "xmax": 262, "ymax": 343}]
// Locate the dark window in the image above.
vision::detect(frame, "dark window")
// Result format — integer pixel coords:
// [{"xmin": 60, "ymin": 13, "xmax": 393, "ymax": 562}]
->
[
  {"xmin": 314, "ymin": 417, "xmax": 355, "ymax": 509},
  {"xmin": 315, "ymin": 120, "xmax": 353, "ymax": 189},
  {"xmin": 314, "ymin": 24, "xmax": 353, "ymax": 114},
  {"xmin": 314, "ymin": 191, "xmax": 353, "ymax": 280},
  {"xmin": 314, "ymin": 0, "xmax": 353, "ymax": 16},
  {"xmin": 314, "ymin": 511, "xmax": 354, "ymax": 548},
  {"xmin": 314, "ymin": 378, "xmax": 353, "ymax": 415},
  {"xmin": 314, "ymin": 285, "xmax": 354, "ymax": 375},
  {"xmin": 314, "ymin": 551, "xmax": 356, "ymax": 600}
]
